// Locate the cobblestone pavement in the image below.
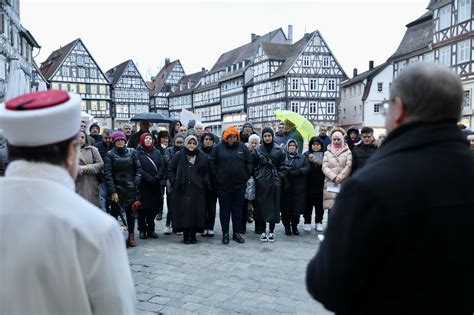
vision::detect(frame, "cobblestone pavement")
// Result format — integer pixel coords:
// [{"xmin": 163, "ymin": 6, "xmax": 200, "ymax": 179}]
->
[{"xmin": 128, "ymin": 208, "xmax": 332, "ymax": 315}]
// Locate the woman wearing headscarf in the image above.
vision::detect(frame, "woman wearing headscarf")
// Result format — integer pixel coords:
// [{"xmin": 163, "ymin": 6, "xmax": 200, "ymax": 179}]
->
[
  {"xmin": 168, "ymin": 135, "xmax": 209, "ymax": 244},
  {"xmin": 75, "ymin": 130, "xmax": 104, "ymax": 207},
  {"xmin": 322, "ymin": 128, "xmax": 352, "ymax": 214},
  {"xmin": 136, "ymin": 133, "xmax": 165, "ymax": 239},
  {"xmin": 280, "ymin": 139, "xmax": 310, "ymax": 236},
  {"xmin": 104, "ymin": 131, "xmax": 142, "ymax": 247},
  {"xmin": 303, "ymin": 137, "xmax": 326, "ymax": 232},
  {"xmin": 154, "ymin": 129, "xmax": 170, "ymax": 221},
  {"xmin": 252, "ymin": 127, "xmax": 286, "ymax": 242},
  {"xmin": 199, "ymin": 132, "xmax": 217, "ymax": 237},
  {"xmin": 163, "ymin": 133, "xmax": 185, "ymax": 234}
]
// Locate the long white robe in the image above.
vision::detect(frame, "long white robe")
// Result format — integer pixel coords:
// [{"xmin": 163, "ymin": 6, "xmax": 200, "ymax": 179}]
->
[{"xmin": 0, "ymin": 161, "xmax": 136, "ymax": 315}]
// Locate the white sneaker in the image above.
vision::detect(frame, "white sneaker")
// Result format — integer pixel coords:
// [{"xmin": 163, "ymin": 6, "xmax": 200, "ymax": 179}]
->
[
  {"xmin": 260, "ymin": 232, "xmax": 268, "ymax": 242},
  {"xmin": 318, "ymin": 234, "xmax": 325, "ymax": 242},
  {"xmin": 163, "ymin": 226, "xmax": 172, "ymax": 235},
  {"xmin": 267, "ymin": 233, "xmax": 275, "ymax": 242},
  {"xmin": 207, "ymin": 230, "xmax": 214, "ymax": 237},
  {"xmin": 201, "ymin": 230, "xmax": 208, "ymax": 237},
  {"xmin": 316, "ymin": 223, "xmax": 324, "ymax": 232},
  {"xmin": 303, "ymin": 224, "xmax": 311, "ymax": 232}
]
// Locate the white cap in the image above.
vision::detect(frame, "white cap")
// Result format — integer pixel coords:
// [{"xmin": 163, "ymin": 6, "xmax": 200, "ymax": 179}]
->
[{"xmin": 0, "ymin": 90, "xmax": 82, "ymax": 146}]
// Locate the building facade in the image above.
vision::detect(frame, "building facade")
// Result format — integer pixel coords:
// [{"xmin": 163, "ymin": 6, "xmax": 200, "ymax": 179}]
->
[
  {"xmin": 106, "ymin": 59, "xmax": 149, "ymax": 129},
  {"xmin": 247, "ymin": 30, "xmax": 347, "ymax": 130},
  {"xmin": 168, "ymin": 69, "xmax": 206, "ymax": 120},
  {"xmin": 390, "ymin": 0, "xmax": 474, "ymax": 128},
  {"xmin": 40, "ymin": 38, "xmax": 112, "ymax": 127},
  {"xmin": 0, "ymin": 0, "xmax": 39, "ymax": 101},
  {"xmin": 339, "ymin": 62, "xmax": 392, "ymax": 135},
  {"xmin": 148, "ymin": 59, "xmax": 185, "ymax": 117}
]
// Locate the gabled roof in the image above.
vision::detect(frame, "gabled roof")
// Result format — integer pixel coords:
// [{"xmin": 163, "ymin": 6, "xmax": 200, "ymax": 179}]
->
[
  {"xmin": 341, "ymin": 62, "xmax": 389, "ymax": 87},
  {"xmin": 149, "ymin": 60, "xmax": 181, "ymax": 96},
  {"xmin": 427, "ymin": 0, "xmax": 451, "ymax": 10},
  {"xmin": 389, "ymin": 12, "xmax": 433, "ymax": 61},
  {"xmin": 260, "ymin": 42, "xmax": 293, "ymax": 61},
  {"xmin": 169, "ymin": 69, "xmax": 207, "ymax": 97},
  {"xmin": 209, "ymin": 28, "xmax": 286, "ymax": 73},
  {"xmin": 39, "ymin": 38, "xmax": 79, "ymax": 80},
  {"xmin": 106, "ymin": 59, "xmax": 130, "ymax": 86},
  {"xmin": 32, "ymin": 59, "xmax": 48, "ymax": 84},
  {"xmin": 272, "ymin": 33, "xmax": 313, "ymax": 78}
]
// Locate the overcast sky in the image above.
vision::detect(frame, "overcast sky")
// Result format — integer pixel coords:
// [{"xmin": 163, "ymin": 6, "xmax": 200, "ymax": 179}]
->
[{"xmin": 22, "ymin": 0, "xmax": 428, "ymax": 81}]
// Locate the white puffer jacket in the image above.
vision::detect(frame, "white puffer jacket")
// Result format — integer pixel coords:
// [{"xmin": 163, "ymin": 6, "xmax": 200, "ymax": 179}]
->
[{"xmin": 322, "ymin": 143, "xmax": 352, "ymax": 209}]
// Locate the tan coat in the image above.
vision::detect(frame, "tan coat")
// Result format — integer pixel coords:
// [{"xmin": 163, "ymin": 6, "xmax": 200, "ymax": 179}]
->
[
  {"xmin": 322, "ymin": 144, "xmax": 352, "ymax": 209},
  {"xmin": 75, "ymin": 146, "xmax": 103, "ymax": 207}
]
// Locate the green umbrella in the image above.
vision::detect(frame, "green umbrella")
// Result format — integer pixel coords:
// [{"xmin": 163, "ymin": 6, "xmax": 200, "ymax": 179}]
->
[{"xmin": 274, "ymin": 110, "xmax": 317, "ymax": 141}]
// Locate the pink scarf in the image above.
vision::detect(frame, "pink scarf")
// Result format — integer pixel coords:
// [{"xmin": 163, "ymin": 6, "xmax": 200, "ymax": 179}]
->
[{"xmin": 330, "ymin": 131, "xmax": 345, "ymax": 156}]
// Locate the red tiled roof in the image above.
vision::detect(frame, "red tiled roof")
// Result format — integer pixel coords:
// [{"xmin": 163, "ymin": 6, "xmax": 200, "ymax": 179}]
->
[{"xmin": 39, "ymin": 38, "xmax": 80, "ymax": 80}]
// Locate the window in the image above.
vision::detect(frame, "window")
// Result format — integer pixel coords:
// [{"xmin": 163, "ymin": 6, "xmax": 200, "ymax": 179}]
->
[
  {"xmin": 303, "ymin": 56, "xmax": 310, "ymax": 67},
  {"xmin": 79, "ymin": 84, "xmax": 86, "ymax": 94},
  {"xmin": 327, "ymin": 102, "xmax": 335, "ymax": 114},
  {"xmin": 439, "ymin": 46, "xmax": 451, "ymax": 66},
  {"xmin": 90, "ymin": 68, "xmax": 97, "ymax": 78},
  {"xmin": 77, "ymin": 55, "xmax": 84, "ymax": 66},
  {"xmin": 459, "ymin": 0, "xmax": 471, "ymax": 22},
  {"xmin": 78, "ymin": 68, "xmax": 86, "ymax": 78},
  {"xmin": 99, "ymin": 85, "xmax": 107, "ymax": 95},
  {"xmin": 99, "ymin": 101, "xmax": 107, "ymax": 111},
  {"xmin": 423, "ymin": 52, "xmax": 434, "ymax": 63},
  {"xmin": 328, "ymin": 79, "xmax": 336, "ymax": 91},
  {"xmin": 439, "ymin": 5, "xmax": 451, "ymax": 30},
  {"xmin": 457, "ymin": 40, "xmax": 470, "ymax": 63},
  {"xmin": 291, "ymin": 101, "xmax": 299, "ymax": 113},
  {"xmin": 377, "ymin": 82, "xmax": 383, "ymax": 92},
  {"xmin": 463, "ymin": 90, "xmax": 471, "ymax": 108},
  {"xmin": 0, "ymin": 14, "xmax": 4, "ymax": 34},
  {"xmin": 90, "ymin": 84, "xmax": 97, "ymax": 94},
  {"xmin": 309, "ymin": 102, "xmax": 317, "ymax": 114},
  {"xmin": 374, "ymin": 103, "xmax": 381, "ymax": 113},
  {"xmin": 91, "ymin": 101, "xmax": 98, "ymax": 110},
  {"xmin": 69, "ymin": 84, "xmax": 77, "ymax": 93},
  {"xmin": 61, "ymin": 67, "xmax": 69, "ymax": 77},
  {"xmin": 322, "ymin": 56, "xmax": 330, "ymax": 68},
  {"xmin": 291, "ymin": 78, "xmax": 299, "ymax": 90},
  {"xmin": 310, "ymin": 78, "xmax": 317, "ymax": 91}
]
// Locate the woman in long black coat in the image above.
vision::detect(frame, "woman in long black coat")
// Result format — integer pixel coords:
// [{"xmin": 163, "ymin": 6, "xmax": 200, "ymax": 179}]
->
[
  {"xmin": 104, "ymin": 131, "xmax": 142, "ymax": 247},
  {"xmin": 136, "ymin": 133, "xmax": 165, "ymax": 239},
  {"xmin": 280, "ymin": 139, "xmax": 310, "ymax": 236},
  {"xmin": 303, "ymin": 136, "xmax": 326, "ymax": 233},
  {"xmin": 251, "ymin": 127, "xmax": 286, "ymax": 242},
  {"xmin": 168, "ymin": 135, "xmax": 210, "ymax": 244}
]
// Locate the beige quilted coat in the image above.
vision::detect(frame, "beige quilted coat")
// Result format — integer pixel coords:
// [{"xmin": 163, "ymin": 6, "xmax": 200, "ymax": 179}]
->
[
  {"xmin": 75, "ymin": 146, "xmax": 104, "ymax": 207},
  {"xmin": 322, "ymin": 144, "xmax": 352, "ymax": 209}
]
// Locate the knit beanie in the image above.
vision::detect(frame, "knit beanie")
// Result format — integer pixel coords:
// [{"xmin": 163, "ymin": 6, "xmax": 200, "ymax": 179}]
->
[{"xmin": 112, "ymin": 131, "xmax": 127, "ymax": 143}]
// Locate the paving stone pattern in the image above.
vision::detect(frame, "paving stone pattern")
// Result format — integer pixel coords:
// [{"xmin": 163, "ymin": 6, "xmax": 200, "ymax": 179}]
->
[{"xmin": 128, "ymin": 206, "xmax": 333, "ymax": 315}]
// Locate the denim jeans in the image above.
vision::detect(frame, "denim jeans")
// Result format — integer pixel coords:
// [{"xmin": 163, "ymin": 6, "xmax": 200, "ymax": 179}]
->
[{"xmin": 99, "ymin": 182, "xmax": 107, "ymax": 212}]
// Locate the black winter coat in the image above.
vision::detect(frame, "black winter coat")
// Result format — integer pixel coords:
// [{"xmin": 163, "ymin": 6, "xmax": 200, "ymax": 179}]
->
[
  {"xmin": 168, "ymin": 150, "xmax": 209, "ymax": 231},
  {"xmin": 351, "ymin": 143, "xmax": 377, "ymax": 174},
  {"xmin": 303, "ymin": 151, "xmax": 325, "ymax": 202},
  {"xmin": 127, "ymin": 129, "xmax": 147, "ymax": 149},
  {"xmin": 280, "ymin": 152, "xmax": 310, "ymax": 216},
  {"xmin": 210, "ymin": 142, "xmax": 252, "ymax": 191},
  {"xmin": 136, "ymin": 146, "xmax": 165, "ymax": 209},
  {"xmin": 104, "ymin": 147, "xmax": 142, "ymax": 208},
  {"xmin": 251, "ymin": 144, "xmax": 286, "ymax": 223},
  {"xmin": 94, "ymin": 141, "xmax": 114, "ymax": 162},
  {"xmin": 306, "ymin": 121, "xmax": 474, "ymax": 314}
]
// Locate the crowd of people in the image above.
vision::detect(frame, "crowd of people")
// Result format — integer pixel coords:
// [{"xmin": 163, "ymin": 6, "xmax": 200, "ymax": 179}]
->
[{"xmin": 66, "ymin": 114, "xmax": 402, "ymax": 247}]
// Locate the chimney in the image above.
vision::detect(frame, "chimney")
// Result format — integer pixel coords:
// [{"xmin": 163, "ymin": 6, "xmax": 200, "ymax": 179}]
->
[
  {"xmin": 251, "ymin": 33, "xmax": 257, "ymax": 42},
  {"xmin": 369, "ymin": 60, "xmax": 374, "ymax": 70},
  {"xmin": 165, "ymin": 58, "xmax": 170, "ymax": 66},
  {"xmin": 201, "ymin": 67, "xmax": 206, "ymax": 71},
  {"xmin": 287, "ymin": 25, "xmax": 293, "ymax": 44},
  {"xmin": 151, "ymin": 76, "xmax": 156, "ymax": 81},
  {"xmin": 353, "ymin": 68, "xmax": 358, "ymax": 77}
]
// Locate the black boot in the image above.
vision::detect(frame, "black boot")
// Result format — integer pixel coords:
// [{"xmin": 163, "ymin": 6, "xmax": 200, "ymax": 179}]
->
[
  {"xmin": 183, "ymin": 231, "xmax": 190, "ymax": 244},
  {"xmin": 222, "ymin": 233, "xmax": 230, "ymax": 244},
  {"xmin": 284, "ymin": 225, "xmax": 292, "ymax": 236},
  {"xmin": 292, "ymin": 223, "xmax": 300, "ymax": 236},
  {"xmin": 139, "ymin": 231, "xmax": 148, "ymax": 239},
  {"xmin": 190, "ymin": 232, "xmax": 197, "ymax": 244},
  {"xmin": 232, "ymin": 233, "xmax": 245, "ymax": 243}
]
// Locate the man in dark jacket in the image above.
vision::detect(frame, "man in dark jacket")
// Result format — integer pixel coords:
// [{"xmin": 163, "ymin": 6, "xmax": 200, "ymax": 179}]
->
[
  {"xmin": 239, "ymin": 121, "xmax": 256, "ymax": 144},
  {"xmin": 89, "ymin": 123, "xmax": 103, "ymax": 143},
  {"xmin": 210, "ymin": 126, "xmax": 252, "ymax": 244},
  {"xmin": 127, "ymin": 120, "xmax": 151, "ymax": 149},
  {"xmin": 94, "ymin": 128, "xmax": 114, "ymax": 211},
  {"xmin": 306, "ymin": 63, "xmax": 474, "ymax": 314},
  {"xmin": 317, "ymin": 125, "xmax": 331, "ymax": 151},
  {"xmin": 274, "ymin": 122, "xmax": 285, "ymax": 145},
  {"xmin": 351, "ymin": 126, "xmax": 377, "ymax": 174},
  {"xmin": 283, "ymin": 120, "xmax": 304, "ymax": 153}
]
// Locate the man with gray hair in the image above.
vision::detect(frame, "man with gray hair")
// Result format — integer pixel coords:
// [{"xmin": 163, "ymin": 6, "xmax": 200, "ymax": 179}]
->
[{"xmin": 306, "ymin": 63, "xmax": 474, "ymax": 313}]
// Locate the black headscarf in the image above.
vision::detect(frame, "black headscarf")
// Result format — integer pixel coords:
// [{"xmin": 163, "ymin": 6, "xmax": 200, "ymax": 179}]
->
[
  {"xmin": 285, "ymin": 139, "xmax": 298, "ymax": 158},
  {"xmin": 261, "ymin": 127, "xmax": 274, "ymax": 152},
  {"xmin": 308, "ymin": 136, "xmax": 325, "ymax": 153},
  {"xmin": 169, "ymin": 120, "xmax": 182, "ymax": 139}
]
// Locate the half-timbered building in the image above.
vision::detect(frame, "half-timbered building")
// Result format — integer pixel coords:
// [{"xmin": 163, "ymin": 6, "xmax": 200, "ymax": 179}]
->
[
  {"xmin": 106, "ymin": 59, "xmax": 149, "ymax": 129},
  {"xmin": 148, "ymin": 58, "xmax": 185, "ymax": 116},
  {"xmin": 168, "ymin": 68, "xmax": 206, "ymax": 120},
  {"xmin": 0, "ymin": 0, "xmax": 40, "ymax": 101},
  {"xmin": 31, "ymin": 60, "xmax": 48, "ymax": 92},
  {"xmin": 40, "ymin": 38, "xmax": 112, "ymax": 127},
  {"xmin": 339, "ymin": 61, "xmax": 392, "ymax": 135},
  {"xmin": 247, "ymin": 30, "xmax": 347, "ymax": 130}
]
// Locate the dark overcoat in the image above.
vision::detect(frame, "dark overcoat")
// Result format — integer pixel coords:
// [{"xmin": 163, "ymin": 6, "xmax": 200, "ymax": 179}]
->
[
  {"xmin": 136, "ymin": 145, "xmax": 165, "ymax": 209},
  {"xmin": 104, "ymin": 147, "xmax": 142, "ymax": 208},
  {"xmin": 306, "ymin": 121, "xmax": 474, "ymax": 314},
  {"xmin": 168, "ymin": 149, "xmax": 209, "ymax": 231},
  {"xmin": 303, "ymin": 151, "xmax": 325, "ymax": 206},
  {"xmin": 251, "ymin": 144, "xmax": 286, "ymax": 223},
  {"xmin": 280, "ymin": 152, "xmax": 310, "ymax": 216}
]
